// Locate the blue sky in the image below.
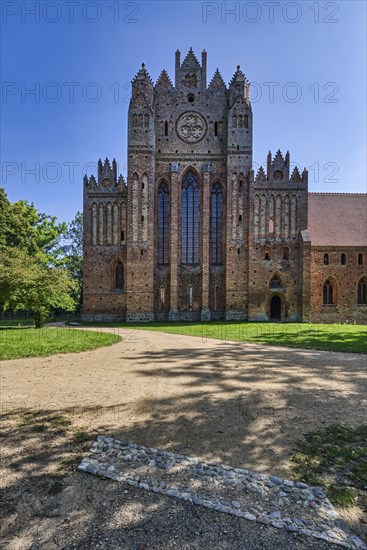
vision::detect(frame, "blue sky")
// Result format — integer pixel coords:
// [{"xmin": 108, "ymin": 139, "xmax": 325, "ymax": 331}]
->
[{"xmin": 1, "ymin": 0, "xmax": 366, "ymax": 223}]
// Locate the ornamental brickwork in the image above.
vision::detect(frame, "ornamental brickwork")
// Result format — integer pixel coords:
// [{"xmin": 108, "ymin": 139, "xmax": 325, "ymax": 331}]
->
[{"xmin": 82, "ymin": 49, "xmax": 367, "ymax": 324}]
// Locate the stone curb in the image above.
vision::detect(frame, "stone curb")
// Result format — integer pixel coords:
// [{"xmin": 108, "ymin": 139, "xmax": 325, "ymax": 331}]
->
[{"xmin": 77, "ymin": 436, "xmax": 366, "ymax": 550}]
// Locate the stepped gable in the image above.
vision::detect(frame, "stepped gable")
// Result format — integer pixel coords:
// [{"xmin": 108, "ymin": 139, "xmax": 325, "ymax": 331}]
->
[
  {"xmin": 180, "ymin": 46, "xmax": 201, "ymax": 71},
  {"xmin": 255, "ymin": 166, "xmax": 267, "ymax": 184},
  {"xmin": 208, "ymin": 69, "xmax": 227, "ymax": 92},
  {"xmin": 132, "ymin": 62, "xmax": 154, "ymax": 85},
  {"xmin": 290, "ymin": 166, "xmax": 302, "ymax": 183},
  {"xmin": 155, "ymin": 69, "xmax": 174, "ymax": 91}
]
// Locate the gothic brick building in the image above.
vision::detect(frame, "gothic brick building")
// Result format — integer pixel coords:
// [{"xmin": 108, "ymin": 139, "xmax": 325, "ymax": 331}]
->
[{"xmin": 82, "ymin": 48, "xmax": 367, "ymax": 324}]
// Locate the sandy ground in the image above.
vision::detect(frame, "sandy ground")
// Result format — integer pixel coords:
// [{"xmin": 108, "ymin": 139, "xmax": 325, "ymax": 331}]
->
[{"xmin": 1, "ymin": 327, "xmax": 366, "ymax": 548}]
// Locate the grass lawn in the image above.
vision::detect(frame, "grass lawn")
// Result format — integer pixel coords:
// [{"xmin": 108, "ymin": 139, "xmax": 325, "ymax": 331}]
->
[
  {"xmin": 0, "ymin": 327, "xmax": 121, "ymax": 360},
  {"xmin": 291, "ymin": 425, "xmax": 367, "ymax": 509},
  {"xmin": 0, "ymin": 318, "xmax": 34, "ymax": 328},
  {"xmin": 77, "ymin": 321, "xmax": 367, "ymax": 354}
]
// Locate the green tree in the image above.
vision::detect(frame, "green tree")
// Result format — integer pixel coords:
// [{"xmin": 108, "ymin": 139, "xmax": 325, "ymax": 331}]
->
[
  {"xmin": 0, "ymin": 247, "xmax": 77, "ymax": 328},
  {"xmin": 60, "ymin": 211, "xmax": 83, "ymax": 305},
  {"xmin": 0, "ymin": 188, "xmax": 66, "ymax": 263}
]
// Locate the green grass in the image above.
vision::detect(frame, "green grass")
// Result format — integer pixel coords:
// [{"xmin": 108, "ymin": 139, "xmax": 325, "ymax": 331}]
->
[
  {"xmin": 0, "ymin": 327, "xmax": 121, "ymax": 360},
  {"xmin": 76, "ymin": 321, "xmax": 367, "ymax": 354},
  {"xmin": 291, "ymin": 425, "xmax": 367, "ymax": 508},
  {"xmin": 0, "ymin": 318, "xmax": 34, "ymax": 327}
]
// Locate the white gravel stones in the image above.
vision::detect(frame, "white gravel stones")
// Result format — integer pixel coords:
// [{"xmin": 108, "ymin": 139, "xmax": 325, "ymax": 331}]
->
[{"xmin": 78, "ymin": 436, "xmax": 366, "ymax": 550}]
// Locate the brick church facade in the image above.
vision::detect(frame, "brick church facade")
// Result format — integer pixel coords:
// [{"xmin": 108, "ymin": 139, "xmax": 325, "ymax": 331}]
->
[{"xmin": 82, "ymin": 49, "xmax": 367, "ymax": 324}]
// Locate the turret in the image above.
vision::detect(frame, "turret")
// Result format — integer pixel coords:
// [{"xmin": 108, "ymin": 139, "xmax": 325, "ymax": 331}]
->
[
  {"xmin": 227, "ymin": 65, "xmax": 252, "ymax": 161},
  {"xmin": 129, "ymin": 63, "xmax": 155, "ymax": 149},
  {"xmin": 131, "ymin": 63, "xmax": 154, "ymax": 106},
  {"xmin": 228, "ymin": 65, "xmax": 250, "ymax": 107}
]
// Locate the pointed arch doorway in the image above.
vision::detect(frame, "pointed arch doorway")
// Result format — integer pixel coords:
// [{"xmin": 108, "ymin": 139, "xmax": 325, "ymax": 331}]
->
[{"xmin": 270, "ymin": 295, "xmax": 282, "ymax": 321}]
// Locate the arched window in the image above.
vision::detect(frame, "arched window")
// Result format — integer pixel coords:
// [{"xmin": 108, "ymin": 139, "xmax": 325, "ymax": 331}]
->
[
  {"xmin": 244, "ymin": 114, "xmax": 249, "ymax": 128},
  {"xmin": 115, "ymin": 263, "xmax": 124, "ymax": 290},
  {"xmin": 132, "ymin": 114, "xmax": 137, "ymax": 127},
  {"xmin": 357, "ymin": 277, "xmax": 367, "ymax": 305},
  {"xmin": 323, "ymin": 279, "xmax": 334, "ymax": 305},
  {"xmin": 238, "ymin": 115, "xmax": 243, "ymax": 128},
  {"xmin": 269, "ymin": 275, "xmax": 282, "ymax": 289},
  {"xmin": 158, "ymin": 182, "xmax": 169, "ymax": 264},
  {"xmin": 188, "ymin": 285, "xmax": 193, "ymax": 309},
  {"xmin": 214, "ymin": 121, "xmax": 218, "ymax": 136},
  {"xmin": 181, "ymin": 171, "xmax": 199, "ymax": 264},
  {"xmin": 283, "ymin": 246, "xmax": 289, "ymax": 260},
  {"xmin": 341, "ymin": 253, "xmax": 346, "ymax": 265},
  {"xmin": 164, "ymin": 121, "xmax": 168, "ymax": 136},
  {"xmin": 268, "ymin": 217, "xmax": 274, "ymax": 235},
  {"xmin": 264, "ymin": 247, "xmax": 271, "ymax": 261},
  {"xmin": 323, "ymin": 253, "xmax": 329, "ymax": 265},
  {"xmin": 159, "ymin": 285, "xmax": 165, "ymax": 310},
  {"xmin": 232, "ymin": 114, "xmax": 237, "ymax": 128},
  {"xmin": 211, "ymin": 183, "xmax": 222, "ymax": 264},
  {"xmin": 358, "ymin": 253, "xmax": 364, "ymax": 266},
  {"xmin": 144, "ymin": 114, "xmax": 149, "ymax": 127}
]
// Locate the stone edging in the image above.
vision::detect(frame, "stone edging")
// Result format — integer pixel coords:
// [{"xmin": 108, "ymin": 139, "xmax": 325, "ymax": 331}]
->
[{"xmin": 78, "ymin": 436, "xmax": 366, "ymax": 550}]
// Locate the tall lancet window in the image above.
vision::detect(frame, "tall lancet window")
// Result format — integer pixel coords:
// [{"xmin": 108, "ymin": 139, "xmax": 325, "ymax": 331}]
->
[
  {"xmin": 158, "ymin": 182, "xmax": 169, "ymax": 264},
  {"xmin": 115, "ymin": 263, "xmax": 124, "ymax": 291},
  {"xmin": 211, "ymin": 183, "xmax": 223, "ymax": 264},
  {"xmin": 181, "ymin": 171, "xmax": 199, "ymax": 264}
]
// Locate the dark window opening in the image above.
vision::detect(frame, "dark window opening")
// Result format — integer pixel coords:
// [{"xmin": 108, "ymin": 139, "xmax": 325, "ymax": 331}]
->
[
  {"xmin": 115, "ymin": 263, "xmax": 124, "ymax": 290},
  {"xmin": 283, "ymin": 247, "xmax": 289, "ymax": 260},
  {"xmin": 323, "ymin": 253, "xmax": 329, "ymax": 265},
  {"xmin": 210, "ymin": 182, "xmax": 222, "ymax": 265},
  {"xmin": 164, "ymin": 121, "xmax": 168, "ymax": 136},
  {"xmin": 121, "ymin": 230, "xmax": 125, "ymax": 242},
  {"xmin": 323, "ymin": 280, "xmax": 334, "ymax": 305},
  {"xmin": 341, "ymin": 253, "xmax": 346, "ymax": 265},
  {"xmin": 182, "ymin": 171, "xmax": 199, "ymax": 264},
  {"xmin": 214, "ymin": 121, "xmax": 218, "ymax": 136},
  {"xmin": 358, "ymin": 253, "xmax": 364, "ymax": 265},
  {"xmin": 358, "ymin": 278, "xmax": 367, "ymax": 304},
  {"xmin": 238, "ymin": 215, "xmax": 242, "ymax": 222},
  {"xmin": 264, "ymin": 247, "xmax": 271, "ymax": 261},
  {"xmin": 269, "ymin": 275, "xmax": 282, "ymax": 289},
  {"xmin": 188, "ymin": 285, "xmax": 193, "ymax": 309},
  {"xmin": 158, "ymin": 182, "xmax": 169, "ymax": 264}
]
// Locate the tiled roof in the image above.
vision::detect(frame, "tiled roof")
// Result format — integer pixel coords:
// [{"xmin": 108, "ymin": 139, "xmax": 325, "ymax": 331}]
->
[{"xmin": 308, "ymin": 193, "xmax": 367, "ymax": 247}]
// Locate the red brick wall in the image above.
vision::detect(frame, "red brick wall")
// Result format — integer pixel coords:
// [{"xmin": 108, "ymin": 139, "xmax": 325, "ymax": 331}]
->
[{"xmin": 310, "ymin": 247, "xmax": 367, "ymax": 323}]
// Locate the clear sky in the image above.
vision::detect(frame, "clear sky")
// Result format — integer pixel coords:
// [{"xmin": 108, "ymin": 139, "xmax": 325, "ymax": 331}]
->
[{"xmin": 1, "ymin": 0, "xmax": 366, "ymax": 223}]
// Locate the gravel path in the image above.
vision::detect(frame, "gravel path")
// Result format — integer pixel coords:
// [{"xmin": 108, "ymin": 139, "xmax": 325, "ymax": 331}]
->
[{"xmin": 1, "ymin": 327, "xmax": 366, "ymax": 547}]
